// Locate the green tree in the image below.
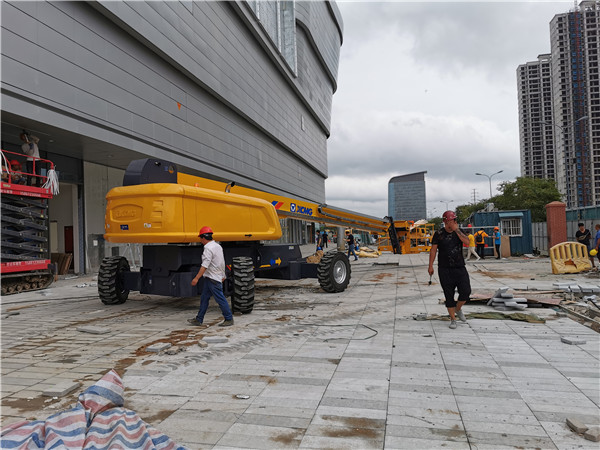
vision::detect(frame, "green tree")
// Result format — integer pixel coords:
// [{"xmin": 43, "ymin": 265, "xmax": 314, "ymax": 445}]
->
[
  {"xmin": 455, "ymin": 177, "xmax": 561, "ymax": 223},
  {"xmin": 456, "ymin": 201, "xmax": 487, "ymax": 223},
  {"xmin": 493, "ymin": 177, "xmax": 561, "ymax": 222}
]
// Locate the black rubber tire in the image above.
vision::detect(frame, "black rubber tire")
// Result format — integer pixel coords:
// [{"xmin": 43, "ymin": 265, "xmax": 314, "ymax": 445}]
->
[
  {"xmin": 98, "ymin": 256, "xmax": 130, "ymax": 305},
  {"xmin": 231, "ymin": 256, "xmax": 255, "ymax": 314},
  {"xmin": 317, "ymin": 251, "xmax": 351, "ymax": 293}
]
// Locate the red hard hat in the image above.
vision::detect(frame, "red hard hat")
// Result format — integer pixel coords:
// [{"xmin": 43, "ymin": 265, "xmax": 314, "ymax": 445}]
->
[
  {"xmin": 467, "ymin": 224, "xmax": 472, "ymax": 227},
  {"xmin": 198, "ymin": 226, "xmax": 213, "ymax": 236},
  {"xmin": 10, "ymin": 160, "xmax": 20, "ymax": 168},
  {"xmin": 442, "ymin": 210, "xmax": 457, "ymax": 222}
]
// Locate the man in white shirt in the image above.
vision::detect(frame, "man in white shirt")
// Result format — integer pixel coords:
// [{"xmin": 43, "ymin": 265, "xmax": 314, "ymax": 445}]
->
[{"xmin": 188, "ymin": 226, "xmax": 234, "ymax": 327}]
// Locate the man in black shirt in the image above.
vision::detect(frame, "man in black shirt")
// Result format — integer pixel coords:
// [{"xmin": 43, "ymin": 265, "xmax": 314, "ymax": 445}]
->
[
  {"xmin": 576, "ymin": 223, "xmax": 594, "ymax": 268},
  {"xmin": 428, "ymin": 211, "xmax": 471, "ymax": 329}
]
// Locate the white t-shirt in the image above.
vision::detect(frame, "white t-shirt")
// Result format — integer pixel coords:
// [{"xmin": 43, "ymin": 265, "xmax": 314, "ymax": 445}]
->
[{"xmin": 201, "ymin": 240, "xmax": 225, "ymax": 283}]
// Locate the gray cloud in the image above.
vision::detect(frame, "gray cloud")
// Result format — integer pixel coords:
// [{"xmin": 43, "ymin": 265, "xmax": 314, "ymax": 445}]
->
[{"xmin": 326, "ymin": 1, "xmax": 573, "ymax": 217}]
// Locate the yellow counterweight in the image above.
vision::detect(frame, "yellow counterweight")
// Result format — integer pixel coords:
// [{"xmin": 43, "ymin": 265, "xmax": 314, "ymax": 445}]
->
[{"xmin": 104, "ymin": 183, "xmax": 282, "ymax": 243}]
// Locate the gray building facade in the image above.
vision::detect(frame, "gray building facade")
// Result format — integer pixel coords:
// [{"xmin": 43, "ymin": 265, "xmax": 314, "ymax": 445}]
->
[
  {"xmin": 1, "ymin": 1, "xmax": 343, "ymax": 272},
  {"xmin": 388, "ymin": 172, "xmax": 427, "ymax": 222}
]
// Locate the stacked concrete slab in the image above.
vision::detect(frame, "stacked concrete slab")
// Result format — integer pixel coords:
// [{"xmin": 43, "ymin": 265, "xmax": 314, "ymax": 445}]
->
[{"xmin": 487, "ymin": 287, "xmax": 528, "ymax": 311}]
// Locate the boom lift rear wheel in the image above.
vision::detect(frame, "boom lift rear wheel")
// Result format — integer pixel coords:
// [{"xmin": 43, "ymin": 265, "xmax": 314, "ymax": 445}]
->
[
  {"xmin": 98, "ymin": 256, "xmax": 130, "ymax": 305},
  {"xmin": 317, "ymin": 251, "xmax": 351, "ymax": 293},
  {"xmin": 231, "ymin": 256, "xmax": 255, "ymax": 314}
]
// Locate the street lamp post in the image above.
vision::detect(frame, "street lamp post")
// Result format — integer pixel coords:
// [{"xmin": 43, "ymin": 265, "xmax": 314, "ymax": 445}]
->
[
  {"xmin": 440, "ymin": 200, "xmax": 453, "ymax": 211},
  {"xmin": 475, "ymin": 170, "xmax": 503, "ymax": 198}
]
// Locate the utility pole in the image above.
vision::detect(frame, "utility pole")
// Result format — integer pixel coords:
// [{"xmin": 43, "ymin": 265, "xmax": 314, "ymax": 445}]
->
[{"xmin": 471, "ymin": 189, "xmax": 477, "ymax": 204}]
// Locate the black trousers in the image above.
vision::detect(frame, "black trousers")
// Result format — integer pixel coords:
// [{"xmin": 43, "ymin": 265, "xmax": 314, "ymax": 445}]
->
[
  {"xmin": 438, "ymin": 266, "xmax": 471, "ymax": 308},
  {"xmin": 476, "ymin": 244, "xmax": 485, "ymax": 258}
]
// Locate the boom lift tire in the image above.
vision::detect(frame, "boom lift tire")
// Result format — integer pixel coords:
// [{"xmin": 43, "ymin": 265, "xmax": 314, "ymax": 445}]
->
[
  {"xmin": 231, "ymin": 256, "xmax": 255, "ymax": 314},
  {"xmin": 98, "ymin": 256, "xmax": 130, "ymax": 305},
  {"xmin": 318, "ymin": 251, "xmax": 351, "ymax": 293}
]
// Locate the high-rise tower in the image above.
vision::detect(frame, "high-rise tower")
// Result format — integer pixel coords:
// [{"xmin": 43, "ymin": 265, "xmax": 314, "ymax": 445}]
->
[
  {"xmin": 517, "ymin": 54, "xmax": 555, "ymax": 179},
  {"xmin": 518, "ymin": 1, "xmax": 599, "ymax": 207}
]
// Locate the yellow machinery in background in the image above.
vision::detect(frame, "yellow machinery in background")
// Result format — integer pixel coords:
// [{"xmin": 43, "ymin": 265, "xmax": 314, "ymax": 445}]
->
[{"xmin": 378, "ymin": 220, "xmax": 434, "ymax": 254}]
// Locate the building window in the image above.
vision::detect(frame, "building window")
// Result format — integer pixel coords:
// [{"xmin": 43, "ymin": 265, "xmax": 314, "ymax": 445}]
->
[
  {"xmin": 501, "ymin": 218, "xmax": 522, "ymax": 237},
  {"xmin": 248, "ymin": 0, "xmax": 297, "ymax": 74}
]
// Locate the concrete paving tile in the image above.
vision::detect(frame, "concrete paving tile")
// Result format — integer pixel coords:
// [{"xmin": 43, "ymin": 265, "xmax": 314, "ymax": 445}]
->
[
  {"xmin": 386, "ymin": 413, "xmax": 463, "ymax": 429},
  {"xmin": 244, "ymin": 405, "xmax": 315, "ymax": 419},
  {"xmin": 250, "ymin": 396, "xmax": 321, "ymax": 409},
  {"xmin": 388, "ymin": 396, "xmax": 457, "ymax": 411},
  {"xmin": 311, "ymin": 414, "xmax": 385, "ymax": 430},
  {"xmin": 315, "ymin": 405, "xmax": 387, "ymax": 421},
  {"xmin": 454, "ymin": 400, "xmax": 531, "ymax": 415},
  {"xmin": 384, "ymin": 435, "xmax": 471, "ymax": 449},
  {"xmin": 219, "ymin": 432, "xmax": 303, "ymax": 449},
  {"xmin": 259, "ymin": 387, "xmax": 325, "ymax": 401},
  {"xmin": 387, "ymin": 405, "xmax": 460, "ymax": 420},
  {"xmin": 304, "ymin": 422, "xmax": 384, "ymax": 440},
  {"xmin": 299, "ymin": 434, "xmax": 381, "ymax": 449},
  {"xmin": 225, "ymin": 422, "xmax": 305, "ymax": 439},
  {"xmin": 236, "ymin": 413, "xmax": 310, "ymax": 429},
  {"xmin": 180, "ymin": 400, "xmax": 249, "ymax": 414},
  {"xmin": 323, "ymin": 389, "xmax": 388, "ymax": 402},
  {"xmin": 540, "ymin": 420, "xmax": 599, "ymax": 449},
  {"xmin": 388, "ymin": 390, "xmax": 456, "ymax": 402},
  {"xmin": 451, "ymin": 387, "xmax": 522, "ymax": 399},
  {"xmin": 319, "ymin": 397, "xmax": 387, "ymax": 410},
  {"xmin": 389, "ymin": 383, "xmax": 449, "ymax": 394},
  {"xmin": 463, "ymin": 420, "xmax": 548, "ymax": 437},
  {"xmin": 385, "ymin": 424, "xmax": 467, "ymax": 441},
  {"xmin": 466, "ymin": 430, "xmax": 557, "ymax": 448}
]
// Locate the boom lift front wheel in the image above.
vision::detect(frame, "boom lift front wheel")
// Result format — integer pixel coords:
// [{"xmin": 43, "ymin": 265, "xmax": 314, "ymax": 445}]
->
[
  {"xmin": 98, "ymin": 256, "xmax": 130, "ymax": 305},
  {"xmin": 317, "ymin": 251, "xmax": 351, "ymax": 293},
  {"xmin": 231, "ymin": 256, "xmax": 255, "ymax": 314}
]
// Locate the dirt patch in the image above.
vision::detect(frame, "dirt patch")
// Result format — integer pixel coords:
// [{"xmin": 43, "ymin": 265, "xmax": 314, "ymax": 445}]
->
[
  {"xmin": 2, "ymin": 394, "xmax": 63, "ymax": 414},
  {"xmin": 327, "ymin": 359, "xmax": 340, "ymax": 365},
  {"xmin": 114, "ymin": 357, "xmax": 137, "ymax": 376},
  {"xmin": 6, "ymin": 304, "xmax": 36, "ymax": 312},
  {"xmin": 369, "ymin": 273, "xmax": 393, "ymax": 282},
  {"xmin": 322, "ymin": 415, "xmax": 383, "ymax": 430},
  {"xmin": 270, "ymin": 430, "xmax": 303, "ymax": 445},
  {"xmin": 395, "ymin": 281, "xmax": 408, "ymax": 285},
  {"xmin": 322, "ymin": 426, "xmax": 378, "ymax": 439},
  {"xmin": 258, "ymin": 335, "xmax": 271, "ymax": 339},
  {"xmin": 275, "ymin": 315, "xmax": 292, "ymax": 321},
  {"xmin": 142, "ymin": 409, "xmax": 176, "ymax": 424},
  {"xmin": 478, "ymin": 270, "xmax": 530, "ymax": 279}
]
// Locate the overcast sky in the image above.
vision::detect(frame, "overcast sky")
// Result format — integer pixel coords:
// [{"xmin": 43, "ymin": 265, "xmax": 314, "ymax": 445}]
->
[{"xmin": 325, "ymin": 1, "xmax": 574, "ymax": 219}]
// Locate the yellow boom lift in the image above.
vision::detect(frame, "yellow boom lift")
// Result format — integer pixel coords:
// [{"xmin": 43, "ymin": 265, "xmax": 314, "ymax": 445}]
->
[{"xmin": 99, "ymin": 159, "xmax": 396, "ymax": 313}]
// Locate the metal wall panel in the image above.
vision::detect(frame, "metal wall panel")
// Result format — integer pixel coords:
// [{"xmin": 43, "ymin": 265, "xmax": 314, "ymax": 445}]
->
[{"xmin": 1, "ymin": 0, "xmax": 342, "ymax": 204}]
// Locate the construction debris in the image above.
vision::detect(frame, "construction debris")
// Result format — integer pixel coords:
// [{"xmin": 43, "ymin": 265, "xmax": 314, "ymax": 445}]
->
[
  {"xmin": 357, "ymin": 247, "xmax": 381, "ymax": 258},
  {"xmin": 566, "ymin": 417, "xmax": 588, "ymax": 434},
  {"xmin": 486, "ymin": 287, "xmax": 528, "ymax": 311},
  {"xmin": 306, "ymin": 250, "xmax": 324, "ymax": 264}
]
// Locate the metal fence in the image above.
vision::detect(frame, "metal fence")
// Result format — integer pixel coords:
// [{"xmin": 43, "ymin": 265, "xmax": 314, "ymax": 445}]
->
[{"xmin": 532, "ymin": 219, "xmax": 597, "ymax": 255}]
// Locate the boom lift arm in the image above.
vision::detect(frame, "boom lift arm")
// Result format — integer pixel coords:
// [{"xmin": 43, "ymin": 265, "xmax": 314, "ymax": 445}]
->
[{"xmin": 100, "ymin": 159, "xmax": 388, "ymax": 312}]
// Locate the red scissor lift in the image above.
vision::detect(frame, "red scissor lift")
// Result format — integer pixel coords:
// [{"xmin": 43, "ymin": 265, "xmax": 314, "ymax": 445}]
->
[{"xmin": 1, "ymin": 150, "xmax": 56, "ymax": 295}]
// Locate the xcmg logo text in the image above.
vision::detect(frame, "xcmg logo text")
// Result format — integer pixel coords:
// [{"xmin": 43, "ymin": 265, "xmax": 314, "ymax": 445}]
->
[{"xmin": 290, "ymin": 203, "xmax": 313, "ymax": 216}]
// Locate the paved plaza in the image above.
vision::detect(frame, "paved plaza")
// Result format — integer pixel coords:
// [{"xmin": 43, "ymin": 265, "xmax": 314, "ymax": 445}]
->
[{"xmin": 1, "ymin": 249, "xmax": 599, "ymax": 449}]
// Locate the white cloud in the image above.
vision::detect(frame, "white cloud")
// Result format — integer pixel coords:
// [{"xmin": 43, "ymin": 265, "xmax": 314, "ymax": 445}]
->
[{"xmin": 326, "ymin": 1, "xmax": 573, "ymax": 219}]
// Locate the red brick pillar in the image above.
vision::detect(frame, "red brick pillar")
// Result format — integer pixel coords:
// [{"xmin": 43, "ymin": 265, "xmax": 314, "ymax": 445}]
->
[{"xmin": 546, "ymin": 201, "xmax": 567, "ymax": 249}]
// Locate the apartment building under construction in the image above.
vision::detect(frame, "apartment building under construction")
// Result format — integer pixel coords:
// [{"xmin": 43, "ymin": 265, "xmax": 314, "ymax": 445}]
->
[{"xmin": 518, "ymin": 0, "xmax": 599, "ymax": 208}]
